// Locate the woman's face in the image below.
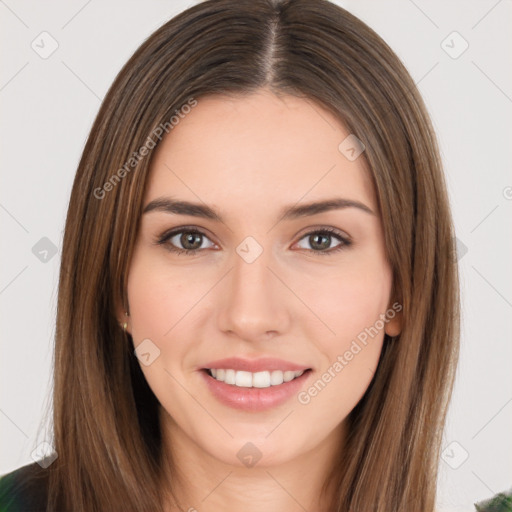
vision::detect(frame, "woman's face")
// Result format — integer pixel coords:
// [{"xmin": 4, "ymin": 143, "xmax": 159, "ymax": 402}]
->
[{"xmin": 123, "ymin": 89, "xmax": 401, "ymax": 469}]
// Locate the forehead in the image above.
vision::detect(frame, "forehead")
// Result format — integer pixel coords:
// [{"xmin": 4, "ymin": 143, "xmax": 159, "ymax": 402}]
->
[{"xmin": 144, "ymin": 90, "xmax": 376, "ymax": 216}]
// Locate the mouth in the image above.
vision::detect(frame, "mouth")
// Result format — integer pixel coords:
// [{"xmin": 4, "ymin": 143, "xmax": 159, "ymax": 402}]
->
[{"xmin": 199, "ymin": 367, "xmax": 313, "ymax": 411}]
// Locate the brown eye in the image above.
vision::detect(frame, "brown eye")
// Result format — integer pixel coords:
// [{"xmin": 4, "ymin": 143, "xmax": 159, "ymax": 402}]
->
[
  {"xmin": 156, "ymin": 228, "xmax": 215, "ymax": 255},
  {"xmin": 176, "ymin": 232, "xmax": 203, "ymax": 251},
  {"xmin": 295, "ymin": 228, "xmax": 351, "ymax": 255}
]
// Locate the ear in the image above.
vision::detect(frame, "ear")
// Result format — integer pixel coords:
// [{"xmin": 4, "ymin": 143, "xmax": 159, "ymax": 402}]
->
[
  {"xmin": 114, "ymin": 294, "xmax": 131, "ymax": 335},
  {"xmin": 384, "ymin": 305, "xmax": 402, "ymax": 338}
]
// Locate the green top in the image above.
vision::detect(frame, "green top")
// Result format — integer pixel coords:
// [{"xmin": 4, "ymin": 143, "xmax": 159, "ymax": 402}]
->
[{"xmin": 474, "ymin": 487, "xmax": 512, "ymax": 512}]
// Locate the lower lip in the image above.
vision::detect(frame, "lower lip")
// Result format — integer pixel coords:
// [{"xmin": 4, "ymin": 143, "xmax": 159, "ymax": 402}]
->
[{"xmin": 200, "ymin": 369, "xmax": 312, "ymax": 412}]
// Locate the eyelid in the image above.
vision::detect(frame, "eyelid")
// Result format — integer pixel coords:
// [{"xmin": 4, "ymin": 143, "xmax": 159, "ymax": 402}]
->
[
  {"xmin": 157, "ymin": 225, "xmax": 216, "ymax": 241},
  {"xmin": 293, "ymin": 225, "xmax": 351, "ymax": 243}
]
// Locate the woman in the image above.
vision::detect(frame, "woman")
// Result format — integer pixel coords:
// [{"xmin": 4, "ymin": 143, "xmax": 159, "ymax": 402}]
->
[{"xmin": 1, "ymin": 0, "xmax": 491, "ymax": 510}]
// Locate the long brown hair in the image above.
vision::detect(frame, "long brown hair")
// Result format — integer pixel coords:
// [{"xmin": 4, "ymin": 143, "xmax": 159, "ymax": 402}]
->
[{"xmin": 40, "ymin": 0, "xmax": 460, "ymax": 510}]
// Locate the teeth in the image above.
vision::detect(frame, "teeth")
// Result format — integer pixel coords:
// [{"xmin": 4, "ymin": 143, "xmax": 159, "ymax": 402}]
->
[
  {"xmin": 235, "ymin": 370, "xmax": 253, "ymax": 387},
  {"xmin": 208, "ymin": 369, "xmax": 305, "ymax": 388},
  {"xmin": 225, "ymin": 369, "xmax": 236, "ymax": 385}
]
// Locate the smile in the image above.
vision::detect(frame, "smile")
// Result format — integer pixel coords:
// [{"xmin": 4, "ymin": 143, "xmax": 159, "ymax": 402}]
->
[
  {"xmin": 200, "ymin": 368, "xmax": 312, "ymax": 411},
  {"xmin": 207, "ymin": 368, "xmax": 305, "ymax": 388}
]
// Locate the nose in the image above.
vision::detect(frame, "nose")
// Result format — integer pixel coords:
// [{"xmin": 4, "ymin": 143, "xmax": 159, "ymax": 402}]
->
[{"xmin": 217, "ymin": 243, "xmax": 292, "ymax": 343}]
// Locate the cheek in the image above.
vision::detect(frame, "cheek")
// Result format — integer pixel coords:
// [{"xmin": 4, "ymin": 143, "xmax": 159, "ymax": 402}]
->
[
  {"xmin": 297, "ymin": 277, "xmax": 390, "ymax": 426},
  {"xmin": 297, "ymin": 263, "xmax": 392, "ymax": 420},
  {"xmin": 126, "ymin": 257, "xmax": 196, "ymax": 411},
  {"xmin": 126, "ymin": 255, "xmax": 194, "ymax": 341},
  {"xmin": 298, "ymin": 256, "xmax": 393, "ymax": 344}
]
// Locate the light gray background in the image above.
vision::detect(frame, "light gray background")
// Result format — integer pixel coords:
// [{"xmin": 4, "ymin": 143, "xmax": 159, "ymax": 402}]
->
[{"xmin": 1, "ymin": 1, "xmax": 511, "ymax": 510}]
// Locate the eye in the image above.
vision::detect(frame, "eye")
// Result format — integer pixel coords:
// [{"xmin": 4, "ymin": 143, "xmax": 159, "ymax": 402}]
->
[
  {"xmin": 155, "ymin": 227, "xmax": 216, "ymax": 256},
  {"xmin": 294, "ymin": 227, "xmax": 351, "ymax": 255},
  {"xmin": 155, "ymin": 226, "xmax": 351, "ymax": 256}
]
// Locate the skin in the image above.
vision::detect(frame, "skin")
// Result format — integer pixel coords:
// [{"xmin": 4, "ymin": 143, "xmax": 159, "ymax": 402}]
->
[{"xmin": 119, "ymin": 88, "xmax": 402, "ymax": 512}]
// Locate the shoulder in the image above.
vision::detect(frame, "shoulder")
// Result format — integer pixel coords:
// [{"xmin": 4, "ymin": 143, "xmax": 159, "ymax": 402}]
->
[{"xmin": 0, "ymin": 462, "xmax": 49, "ymax": 512}]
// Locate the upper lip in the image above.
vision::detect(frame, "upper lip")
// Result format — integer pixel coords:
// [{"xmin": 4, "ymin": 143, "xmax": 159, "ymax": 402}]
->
[{"xmin": 201, "ymin": 357, "xmax": 311, "ymax": 373}]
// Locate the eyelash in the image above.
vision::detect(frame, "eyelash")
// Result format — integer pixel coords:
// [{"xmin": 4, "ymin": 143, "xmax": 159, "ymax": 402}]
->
[{"xmin": 154, "ymin": 226, "xmax": 352, "ymax": 257}]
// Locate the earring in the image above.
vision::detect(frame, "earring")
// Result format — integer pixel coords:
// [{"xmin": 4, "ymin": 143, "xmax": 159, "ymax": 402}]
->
[{"xmin": 120, "ymin": 311, "xmax": 129, "ymax": 332}]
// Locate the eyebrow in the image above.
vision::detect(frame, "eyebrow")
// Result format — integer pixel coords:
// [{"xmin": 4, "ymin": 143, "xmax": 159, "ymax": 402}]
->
[{"xmin": 142, "ymin": 196, "xmax": 375, "ymax": 221}]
